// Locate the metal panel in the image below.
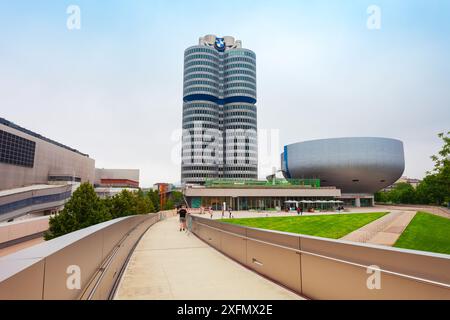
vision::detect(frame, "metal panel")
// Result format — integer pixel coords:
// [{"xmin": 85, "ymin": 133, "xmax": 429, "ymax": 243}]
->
[
  {"xmin": 301, "ymin": 254, "xmax": 450, "ymax": 300},
  {"xmin": 0, "ymin": 259, "xmax": 45, "ymax": 300},
  {"xmin": 43, "ymin": 231, "xmax": 104, "ymax": 300},
  {"xmin": 300, "ymin": 236, "xmax": 450, "ymax": 285},
  {"xmin": 220, "ymin": 232, "xmax": 247, "ymax": 264},
  {"xmin": 283, "ymin": 137, "xmax": 405, "ymax": 193},
  {"xmin": 201, "ymin": 224, "xmax": 222, "ymax": 250},
  {"xmin": 245, "ymin": 228, "xmax": 302, "ymax": 293},
  {"xmin": 0, "ymin": 211, "xmax": 176, "ymax": 300},
  {"xmin": 246, "ymin": 228, "xmax": 300, "ymax": 249},
  {"xmin": 190, "ymin": 215, "xmax": 450, "ymax": 300}
]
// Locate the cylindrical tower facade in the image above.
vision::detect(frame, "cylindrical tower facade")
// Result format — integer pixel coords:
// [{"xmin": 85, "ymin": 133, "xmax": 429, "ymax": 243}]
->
[
  {"xmin": 223, "ymin": 48, "xmax": 258, "ymax": 179},
  {"xmin": 181, "ymin": 36, "xmax": 258, "ymax": 184}
]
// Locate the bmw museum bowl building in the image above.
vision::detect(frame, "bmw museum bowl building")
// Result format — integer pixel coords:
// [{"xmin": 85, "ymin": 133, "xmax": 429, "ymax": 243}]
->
[{"xmin": 281, "ymin": 137, "xmax": 405, "ymax": 207}]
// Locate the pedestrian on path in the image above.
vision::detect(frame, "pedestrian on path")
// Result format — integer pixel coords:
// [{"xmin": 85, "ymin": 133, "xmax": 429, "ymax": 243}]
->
[
  {"xmin": 178, "ymin": 205, "xmax": 188, "ymax": 231},
  {"xmin": 228, "ymin": 207, "xmax": 233, "ymax": 218}
]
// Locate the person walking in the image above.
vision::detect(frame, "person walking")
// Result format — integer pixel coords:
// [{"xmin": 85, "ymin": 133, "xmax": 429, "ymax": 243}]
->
[
  {"xmin": 228, "ymin": 206, "xmax": 233, "ymax": 219},
  {"xmin": 178, "ymin": 205, "xmax": 188, "ymax": 231},
  {"xmin": 300, "ymin": 207, "xmax": 303, "ymax": 216}
]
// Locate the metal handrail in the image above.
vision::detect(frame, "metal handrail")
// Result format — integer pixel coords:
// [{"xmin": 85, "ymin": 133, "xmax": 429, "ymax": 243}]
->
[{"xmin": 194, "ymin": 220, "xmax": 450, "ymax": 290}]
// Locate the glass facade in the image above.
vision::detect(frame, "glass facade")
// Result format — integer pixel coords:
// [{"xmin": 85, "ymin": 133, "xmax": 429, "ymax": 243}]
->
[
  {"xmin": 48, "ymin": 175, "xmax": 82, "ymax": 182},
  {"xmin": 189, "ymin": 196, "xmax": 337, "ymax": 211},
  {"xmin": 0, "ymin": 130, "xmax": 36, "ymax": 168}
]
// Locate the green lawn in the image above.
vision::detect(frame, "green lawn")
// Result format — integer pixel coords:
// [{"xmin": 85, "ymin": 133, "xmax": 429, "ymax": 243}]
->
[
  {"xmin": 220, "ymin": 212, "xmax": 388, "ymax": 239},
  {"xmin": 394, "ymin": 212, "xmax": 450, "ymax": 255}
]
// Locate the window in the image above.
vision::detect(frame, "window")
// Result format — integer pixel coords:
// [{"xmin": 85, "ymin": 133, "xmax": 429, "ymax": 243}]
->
[
  {"xmin": 0, "ymin": 130, "xmax": 36, "ymax": 168},
  {"xmin": 48, "ymin": 175, "xmax": 81, "ymax": 182}
]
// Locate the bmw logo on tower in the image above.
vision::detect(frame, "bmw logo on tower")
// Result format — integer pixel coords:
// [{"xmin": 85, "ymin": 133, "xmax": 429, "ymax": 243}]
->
[{"xmin": 214, "ymin": 37, "xmax": 225, "ymax": 51}]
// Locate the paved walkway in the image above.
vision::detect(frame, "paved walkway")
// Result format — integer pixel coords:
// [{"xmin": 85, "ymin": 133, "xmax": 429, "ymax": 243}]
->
[
  {"xmin": 341, "ymin": 211, "xmax": 416, "ymax": 246},
  {"xmin": 376, "ymin": 205, "xmax": 450, "ymax": 219},
  {"xmin": 114, "ymin": 216, "xmax": 303, "ymax": 300},
  {"xmin": 194, "ymin": 207, "xmax": 384, "ymax": 220}
]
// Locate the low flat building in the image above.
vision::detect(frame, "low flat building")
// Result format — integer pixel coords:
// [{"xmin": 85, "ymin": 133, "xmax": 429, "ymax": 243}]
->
[
  {"xmin": 0, "ymin": 184, "xmax": 72, "ymax": 222},
  {"xmin": 339, "ymin": 193, "xmax": 375, "ymax": 207},
  {"xmin": 94, "ymin": 168, "xmax": 140, "ymax": 198},
  {"xmin": 183, "ymin": 180, "xmax": 341, "ymax": 211},
  {"xmin": 94, "ymin": 187, "xmax": 140, "ymax": 199},
  {"xmin": 94, "ymin": 168, "xmax": 140, "ymax": 188}
]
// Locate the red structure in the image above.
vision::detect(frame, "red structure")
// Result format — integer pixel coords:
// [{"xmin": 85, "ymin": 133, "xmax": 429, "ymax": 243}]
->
[
  {"xmin": 100, "ymin": 179, "xmax": 139, "ymax": 188},
  {"xmin": 154, "ymin": 183, "xmax": 171, "ymax": 209}
]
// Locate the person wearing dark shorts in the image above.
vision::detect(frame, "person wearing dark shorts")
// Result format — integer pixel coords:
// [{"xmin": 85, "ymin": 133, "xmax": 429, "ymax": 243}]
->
[{"xmin": 178, "ymin": 205, "xmax": 188, "ymax": 231}]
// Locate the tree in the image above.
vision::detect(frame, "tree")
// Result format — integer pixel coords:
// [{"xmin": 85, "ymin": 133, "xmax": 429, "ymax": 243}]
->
[
  {"xmin": 376, "ymin": 183, "xmax": 416, "ymax": 204},
  {"xmin": 109, "ymin": 190, "xmax": 135, "ymax": 218},
  {"xmin": 162, "ymin": 191, "xmax": 185, "ymax": 210},
  {"xmin": 169, "ymin": 191, "xmax": 185, "ymax": 207},
  {"xmin": 418, "ymin": 132, "xmax": 450, "ymax": 206},
  {"xmin": 45, "ymin": 183, "xmax": 111, "ymax": 240},
  {"xmin": 377, "ymin": 132, "xmax": 450, "ymax": 206},
  {"xmin": 135, "ymin": 189, "xmax": 155, "ymax": 214},
  {"xmin": 389, "ymin": 183, "xmax": 416, "ymax": 204},
  {"xmin": 44, "ymin": 184, "xmax": 162, "ymax": 240},
  {"xmin": 430, "ymin": 132, "xmax": 450, "ymax": 176},
  {"xmin": 146, "ymin": 189, "xmax": 160, "ymax": 212},
  {"xmin": 374, "ymin": 190, "xmax": 389, "ymax": 203},
  {"xmin": 431, "ymin": 132, "xmax": 450, "ymax": 205},
  {"xmin": 416, "ymin": 174, "xmax": 447, "ymax": 205},
  {"xmin": 109, "ymin": 189, "xmax": 155, "ymax": 218},
  {"xmin": 163, "ymin": 199, "xmax": 175, "ymax": 210}
]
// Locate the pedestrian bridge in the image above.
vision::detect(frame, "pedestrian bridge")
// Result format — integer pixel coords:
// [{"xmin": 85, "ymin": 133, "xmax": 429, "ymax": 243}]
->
[
  {"xmin": 0, "ymin": 211, "xmax": 449, "ymax": 300},
  {"xmin": 113, "ymin": 216, "xmax": 300, "ymax": 300}
]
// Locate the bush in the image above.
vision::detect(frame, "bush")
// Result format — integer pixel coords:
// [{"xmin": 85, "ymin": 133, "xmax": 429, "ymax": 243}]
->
[
  {"xmin": 45, "ymin": 183, "xmax": 111, "ymax": 240},
  {"xmin": 376, "ymin": 132, "xmax": 449, "ymax": 207},
  {"xmin": 146, "ymin": 189, "xmax": 160, "ymax": 212},
  {"xmin": 45, "ymin": 185, "xmax": 157, "ymax": 240},
  {"xmin": 109, "ymin": 189, "xmax": 155, "ymax": 218}
]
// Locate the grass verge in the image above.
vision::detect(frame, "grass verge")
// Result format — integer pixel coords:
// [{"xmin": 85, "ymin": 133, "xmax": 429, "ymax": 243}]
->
[
  {"xmin": 394, "ymin": 211, "xmax": 450, "ymax": 255},
  {"xmin": 220, "ymin": 212, "xmax": 388, "ymax": 239}
]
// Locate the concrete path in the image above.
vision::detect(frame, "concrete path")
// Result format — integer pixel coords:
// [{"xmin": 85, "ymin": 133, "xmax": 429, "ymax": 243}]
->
[
  {"xmin": 114, "ymin": 216, "xmax": 303, "ymax": 300},
  {"xmin": 341, "ymin": 211, "xmax": 416, "ymax": 246},
  {"xmin": 376, "ymin": 205, "xmax": 450, "ymax": 219},
  {"xmin": 194, "ymin": 207, "xmax": 385, "ymax": 220}
]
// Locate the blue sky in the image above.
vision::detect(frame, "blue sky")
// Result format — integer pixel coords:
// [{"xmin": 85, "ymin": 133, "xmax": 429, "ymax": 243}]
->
[{"xmin": 1, "ymin": 0, "xmax": 449, "ymax": 186}]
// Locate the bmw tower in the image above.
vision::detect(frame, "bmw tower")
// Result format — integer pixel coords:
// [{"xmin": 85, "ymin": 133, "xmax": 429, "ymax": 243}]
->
[{"xmin": 181, "ymin": 35, "xmax": 258, "ymax": 184}]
